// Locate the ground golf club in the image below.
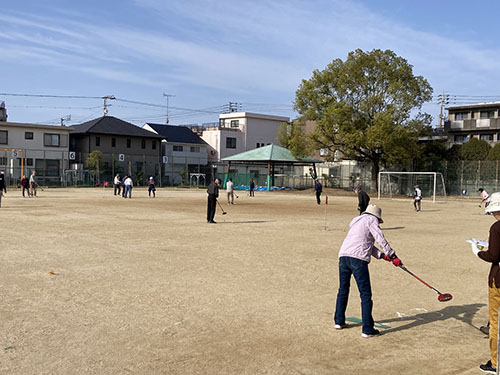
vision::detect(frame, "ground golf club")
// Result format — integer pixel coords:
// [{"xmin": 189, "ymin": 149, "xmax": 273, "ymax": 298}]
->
[
  {"xmin": 216, "ymin": 199, "xmax": 227, "ymax": 215},
  {"xmin": 398, "ymin": 265, "xmax": 452, "ymax": 302}
]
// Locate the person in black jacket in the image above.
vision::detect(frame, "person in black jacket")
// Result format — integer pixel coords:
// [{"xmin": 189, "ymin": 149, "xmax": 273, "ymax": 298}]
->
[
  {"xmin": 207, "ymin": 178, "xmax": 221, "ymax": 224},
  {"xmin": 0, "ymin": 171, "xmax": 6, "ymax": 208},
  {"xmin": 355, "ymin": 185, "xmax": 370, "ymax": 214},
  {"xmin": 314, "ymin": 179, "xmax": 322, "ymax": 205}
]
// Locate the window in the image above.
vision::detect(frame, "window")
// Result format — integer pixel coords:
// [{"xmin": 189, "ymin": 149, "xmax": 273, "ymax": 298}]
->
[
  {"xmin": 141, "ymin": 139, "xmax": 146, "ymax": 149},
  {"xmin": 126, "ymin": 139, "xmax": 131, "ymax": 148},
  {"xmin": 36, "ymin": 159, "xmax": 60, "ymax": 176},
  {"xmin": 190, "ymin": 146, "xmax": 200, "ymax": 153},
  {"xmin": 173, "ymin": 145, "xmax": 183, "ymax": 152},
  {"xmin": 471, "ymin": 111, "xmax": 475, "ymax": 119},
  {"xmin": 152, "ymin": 140, "xmax": 156, "ymax": 150},
  {"xmin": 95, "ymin": 136, "xmax": 100, "ymax": 146},
  {"xmin": 136, "ymin": 161, "xmax": 143, "ymax": 172},
  {"xmin": 455, "ymin": 112, "xmax": 468, "ymax": 120},
  {"xmin": 44, "ymin": 133, "xmax": 60, "ymax": 147},
  {"xmin": 27, "ymin": 158, "xmax": 33, "ymax": 166},
  {"xmin": 480, "ymin": 134, "xmax": 494, "ymax": 141},
  {"xmin": 25, "ymin": 132, "xmax": 34, "ymax": 140},
  {"xmin": 226, "ymin": 137, "xmax": 236, "ymax": 149},
  {"xmin": 454, "ymin": 135, "xmax": 468, "ymax": 143},
  {"xmin": 480, "ymin": 110, "xmax": 495, "ymax": 119},
  {"xmin": 111, "ymin": 137, "xmax": 116, "ymax": 147},
  {"xmin": 0, "ymin": 130, "xmax": 7, "ymax": 144},
  {"xmin": 230, "ymin": 120, "xmax": 239, "ymax": 128},
  {"xmin": 0, "ymin": 157, "xmax": 7, "ymax": 165},
  {"xmin": 256, "ymin": 143, "xmax": 260, "ymax": 148}
]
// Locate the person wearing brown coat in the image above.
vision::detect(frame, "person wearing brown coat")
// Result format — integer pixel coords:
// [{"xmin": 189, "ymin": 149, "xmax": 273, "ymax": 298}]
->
[
  {"xmin": 21, "ymin": 175, "xmax": 30, "ymax": 197},
  {"xmin": 472, "ymin": 192, "xmax": 500, "ymax": 373}
]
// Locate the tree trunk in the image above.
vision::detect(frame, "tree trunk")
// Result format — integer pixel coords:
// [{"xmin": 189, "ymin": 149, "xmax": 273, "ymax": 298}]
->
[{"xmin": 371, "ymin": 161, "xmax": 379, "ymax": 193}]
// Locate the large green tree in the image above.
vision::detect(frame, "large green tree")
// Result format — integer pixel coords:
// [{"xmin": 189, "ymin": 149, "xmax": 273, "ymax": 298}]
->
[{"xmin": 294, "ymin": 49, "xmax": 433, "ymax": 190}]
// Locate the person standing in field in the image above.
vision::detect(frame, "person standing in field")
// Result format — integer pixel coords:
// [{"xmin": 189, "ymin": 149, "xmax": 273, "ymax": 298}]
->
[
  {"xmin": 413, "ymin": 185, "xmax": 422, "ymax": 212},
  {"xmin": 334, "ymin": 205, "xmax": 402, "ymax": 338},
  {"xmin": 479, "ymin": 188, "xmax": 491, "ymax": 209},
  {"xmin": 124, "ymin": 175, "xmax": 133, "ymax": 199},
  {"xmin": 226, "ymin": 177, "xmax": 234, "ymax": 204},
  {"xmin": 207, "ymin": 178, "xmax": 221, "ymax": 223},
  {"xmin": 355, "ymin": 186, "xmax": 370, "ymax": 214},
  {"xmin": 113, "ymin": 174, "xmax": 121, "ymax": 196},
  {"xmin": 29, "ymin": 171, "xmax": 37, "ymax": 197},
  {"xmin": 471, "ymin": 193, "xmax": 500, "ymax": 373},
  {"xmin": 148, "ymin": 176, "xmax": 156, "ymax": 198},
  {"xmin": 0, "ymin": 171, "xmax": 6, "ymax": 208},
  {"xmin": 121, "ymin": 175, "xmax": 127, "ymax": 198},
  {"xmin": 314, "ymin": 179, "xmax": 323, "ymax": 205},
  {"xmin": 249, "ymin": 178, "xmax": 255, "ymax": 197},
  {"xmin": 21, "ymin": 175, "xmax": 30, "ymax": 197}
]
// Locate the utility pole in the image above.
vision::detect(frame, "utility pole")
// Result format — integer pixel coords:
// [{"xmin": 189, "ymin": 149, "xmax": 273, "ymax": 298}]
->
[
  {"xmin": 102, "ymin": 95, "xmax": 115, "ymax": 116},
  {"xmin": 163, "ymin": 93, "xmax": 175, "ymax": 124},
  {"xmin": 437, "ymin": 92, "xmax": 449, "ymax": 128}
]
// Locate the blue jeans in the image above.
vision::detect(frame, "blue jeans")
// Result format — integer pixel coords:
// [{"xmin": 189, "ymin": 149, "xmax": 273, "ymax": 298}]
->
[
  {"xmin": 334, "ymin": 256, "xmax": 375, "ymax": 334},
  {"xmin": 124, "ymin": 185, "xmax": 132, "ymax": 198}
]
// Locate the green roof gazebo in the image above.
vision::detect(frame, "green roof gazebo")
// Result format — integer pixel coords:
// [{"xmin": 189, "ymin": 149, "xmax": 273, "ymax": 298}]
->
[{"xmin": 221, "ymin": 144, "xmax": 321, "ymax": 190}]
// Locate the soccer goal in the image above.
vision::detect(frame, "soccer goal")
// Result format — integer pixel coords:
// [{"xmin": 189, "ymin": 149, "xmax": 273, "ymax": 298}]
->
[{"xmin": 378, "ymin": 172, "xmax": 447, "ymax": 202}]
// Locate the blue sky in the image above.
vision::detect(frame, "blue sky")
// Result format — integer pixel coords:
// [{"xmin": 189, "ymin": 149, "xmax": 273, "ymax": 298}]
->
[{"xmin": 1, "ymin": 0, "xmax": 499, "ymax": 126}]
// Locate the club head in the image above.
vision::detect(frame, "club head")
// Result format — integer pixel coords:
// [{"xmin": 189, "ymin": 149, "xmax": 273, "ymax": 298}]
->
[
  {"xmin": 222, "ymin": 212, "xmax": 227, "ymax": 215},
  {"xmin": 438, "ymin": 293, "xmax": 453, "ymax": 302}
]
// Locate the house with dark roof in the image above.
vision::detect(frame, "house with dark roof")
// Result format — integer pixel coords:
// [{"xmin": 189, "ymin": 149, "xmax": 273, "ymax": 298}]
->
[
  {"xmin": 69, "ymin": 116, "xmax": 163, "ymax": 184},
  {"xmin": 142, "ymin": 123, "xmax": 208, "ymax": 185}
]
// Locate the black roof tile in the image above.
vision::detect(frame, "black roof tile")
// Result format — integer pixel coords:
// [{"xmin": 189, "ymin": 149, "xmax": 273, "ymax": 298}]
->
[
  {"xmin": 71, "ymin": 116, "xmax": 163, "ymax": 138},
  {"xmin": 145, "ymin": 123, "xmax": 206, "ymax": 145}
]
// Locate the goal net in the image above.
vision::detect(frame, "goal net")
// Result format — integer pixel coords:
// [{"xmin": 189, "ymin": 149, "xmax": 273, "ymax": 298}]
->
[{"xmin": 378, "ymin": 172, "xmax": 447, "ymax": 202}]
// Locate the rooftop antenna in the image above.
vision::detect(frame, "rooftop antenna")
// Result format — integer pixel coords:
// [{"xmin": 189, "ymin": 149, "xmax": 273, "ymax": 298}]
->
[
  {"xmin": 102, "ymin": 95, "xmax": 115, "ymax": 116},
  {"xmin": 60, "ymin": 114, "xmax": 71, "ymax": 126},
  {"xmin": 163, "ymin": 93, "xmax": 175, "ymax": 124}
]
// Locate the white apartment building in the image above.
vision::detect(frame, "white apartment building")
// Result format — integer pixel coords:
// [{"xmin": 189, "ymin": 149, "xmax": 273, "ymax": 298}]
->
[
  {"xmin": 200, "ymin": 112, "xmax": 289, "ymax": 162},
  {"xmin": 0, "ymin": 121, "xmax": 72, "ymax": 185}
]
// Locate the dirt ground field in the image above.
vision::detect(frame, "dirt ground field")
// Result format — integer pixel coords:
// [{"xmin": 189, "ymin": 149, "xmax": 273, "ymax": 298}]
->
[{"xmin": 0, "ymin": 187, "xmax": 495, "ymax": 374}]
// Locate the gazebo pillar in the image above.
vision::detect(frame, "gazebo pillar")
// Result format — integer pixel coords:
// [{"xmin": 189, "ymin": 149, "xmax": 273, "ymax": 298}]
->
[{"xmin": 267, "ymin": 160, "xmax": 272, "ymax": 191}]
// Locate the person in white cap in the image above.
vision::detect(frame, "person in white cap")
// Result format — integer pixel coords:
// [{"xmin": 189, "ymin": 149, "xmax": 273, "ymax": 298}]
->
[
  {"xmin": 471, "ymin": 192, "xmax": 500, "ymax": 373},
  {"xmin": 413, "ymin": 185, "xmax": 422, "ymax": 212},
  {"xmin": 148, "ymin": 176, "xmax": 156, "ymax": 198},
  {"xmin": 334, "ymin": 204, "xmax": 402, "ymax": 338}
]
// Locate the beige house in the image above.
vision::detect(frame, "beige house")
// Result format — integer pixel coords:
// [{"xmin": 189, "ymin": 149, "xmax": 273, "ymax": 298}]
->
[{"xmin": 0, "ymin": 121, "xmax": 72, "ymax": 185}]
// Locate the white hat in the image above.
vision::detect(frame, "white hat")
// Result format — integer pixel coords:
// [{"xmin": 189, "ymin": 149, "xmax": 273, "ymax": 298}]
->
[
  {"xmin": 486, "ymin": 192, "xmax": 500, "ymax": 214},
  {"xmin": 363, "ymin": 204, "xmax": 383, "ymax": 223}
]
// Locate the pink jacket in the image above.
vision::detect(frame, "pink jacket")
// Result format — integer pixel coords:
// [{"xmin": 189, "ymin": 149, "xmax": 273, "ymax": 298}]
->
[{"xmin": 338, "ymin": 214, "xmax": 394, "ymax": 263}]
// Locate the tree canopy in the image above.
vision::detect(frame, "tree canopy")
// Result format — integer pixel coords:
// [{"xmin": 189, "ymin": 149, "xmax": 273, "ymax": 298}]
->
[
  {"xmin": 459, "ymin": 138, "xmax": 491, "ymax": 160},
  {"xmin": 488, "ymin": 143, "xmax": 500, "ymax": 160},
  {"xmin": 294, "ymin": 48, "xmax": 433, "ymax": 190}
]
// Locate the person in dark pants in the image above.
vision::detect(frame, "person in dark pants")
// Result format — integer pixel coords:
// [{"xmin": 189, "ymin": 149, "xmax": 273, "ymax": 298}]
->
[
  {"xmin": 121, "ymin": 175, "xmax": 127, "ymax": 197},
  {"xmin": 249, "ymin": 178, "xmax": 255, "ymax": 197},
  {"xmin": 21, "ymin": 175, "xmax": 30, "ymax": 197},
  {"xmin": 334, "ymin": 205, "xmax": 402, "ymax": 338},
  {"xmin": 148, "ymin": 176, "xmax": 156, "ymax": 198},
  {"xmin": 0, "ymin": 171, "xmax": 6, "ymax": 208},
  {"xmin": 355, "ymin": 185, "xmax": 370, "ymax": 214},
  {"xmin": 207, "ymin": 178, "xmax": 221, "ymax": 223},
  {"xmin": 314, "ymin": 179, "xmax": 322, "ymax": 205},
  {"xmin": 113, "ymin": 174, "xmax": 121, "ymax": 196}
]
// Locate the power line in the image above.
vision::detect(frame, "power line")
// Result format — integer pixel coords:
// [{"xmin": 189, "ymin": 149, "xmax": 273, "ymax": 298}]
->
[{"xmin": 0, "ymin": 92, "xmax": 102, "ymax": 99}]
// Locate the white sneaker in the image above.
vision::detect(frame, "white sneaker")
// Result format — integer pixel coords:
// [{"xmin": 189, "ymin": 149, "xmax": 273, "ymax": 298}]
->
[
  {"xmin": 334, "ymin": 324, "xmax": 346, "ymax": 330},
  {"xmin": 361, "ymin": 329, "xmax": 380, "ymax": 338}
]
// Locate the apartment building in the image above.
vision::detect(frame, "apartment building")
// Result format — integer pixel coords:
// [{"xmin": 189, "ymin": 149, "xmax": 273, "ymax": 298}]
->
[
  {"xmin": 198, "ymin": 112, "xmax": 289, "ymax": 162},
  {"xmin": 445, "ymin": 102, "xmax": 500, "ymax": 145}
]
